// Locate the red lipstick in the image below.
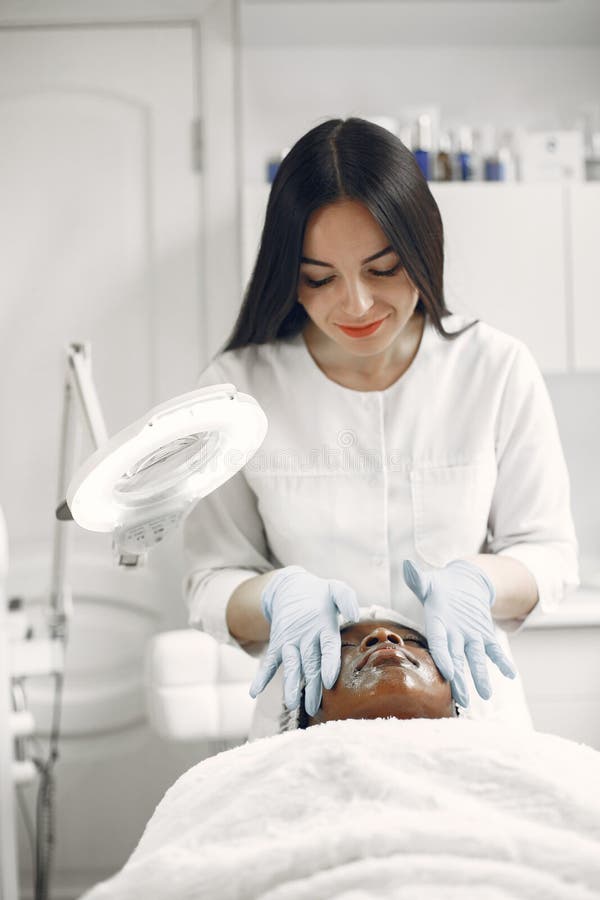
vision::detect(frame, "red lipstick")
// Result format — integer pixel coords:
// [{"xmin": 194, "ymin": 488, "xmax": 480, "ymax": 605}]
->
[{"xmin": 337, "ymin": 317, "xmax": 387, "ymax": 338}]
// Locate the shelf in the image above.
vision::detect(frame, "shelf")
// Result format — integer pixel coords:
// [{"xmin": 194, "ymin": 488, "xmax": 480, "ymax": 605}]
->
[{"xmin": 522, "ymin": 586, "xmax": 600, "ymax": 630}]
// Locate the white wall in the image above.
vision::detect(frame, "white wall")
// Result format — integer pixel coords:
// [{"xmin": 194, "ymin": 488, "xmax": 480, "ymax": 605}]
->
[
  {"xmin": 546, "ymin": 374, "xmax": 600, "ymax": 583},
  {"xmin": 241, "ymin": 44, "xmax": 600, "ymax": 181}
]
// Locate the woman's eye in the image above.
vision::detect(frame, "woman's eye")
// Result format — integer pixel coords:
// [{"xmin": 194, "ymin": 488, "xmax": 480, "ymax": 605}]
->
[
  {"xmin": 370, "ymin": 262, "xmax": 402, "ymax": 278},
  {"xmin": 341, "ymin": 642, "xmax": 357, "ymax": 648},
  {"xmin": 405, "ymin": 638, "xmax": 428, "ymax": 648},
  {"xmin": 303, "ymin": 274, "xmax": 335, "ymax": 289}
]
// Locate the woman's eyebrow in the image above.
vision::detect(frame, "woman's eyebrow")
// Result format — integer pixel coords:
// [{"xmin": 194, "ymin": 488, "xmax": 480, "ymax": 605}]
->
[{"xmin": 300, "ymin": 245, "xmax": 394, "ymax": 268}]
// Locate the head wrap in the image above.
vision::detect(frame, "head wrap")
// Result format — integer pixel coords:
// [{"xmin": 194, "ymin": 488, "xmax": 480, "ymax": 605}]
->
[{"xmin": 342, "ymin": 605, "xmax": 425, "ymax": 637}]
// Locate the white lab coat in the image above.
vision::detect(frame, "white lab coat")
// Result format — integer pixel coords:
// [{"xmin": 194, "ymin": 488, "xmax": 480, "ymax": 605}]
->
[{"xmin": 184, "ymin": 314, "xmax": 579, "ymax": 736}]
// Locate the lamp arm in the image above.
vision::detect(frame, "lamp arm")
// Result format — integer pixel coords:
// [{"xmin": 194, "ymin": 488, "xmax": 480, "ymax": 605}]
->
[
  {"xmin": 67, "ymin": 343, "xmax": 109, "ymax": 451},
  {"xmin": 50, "ymin": 343, "xmax": 110, "ymax": 628}
]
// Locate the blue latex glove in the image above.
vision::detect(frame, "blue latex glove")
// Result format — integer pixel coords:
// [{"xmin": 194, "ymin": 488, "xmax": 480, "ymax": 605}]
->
[
  {"xmin": 402, "ymin": 558, "xmax": 516, "ymax": 708},
  {"xmin": 249, "ymin": 566, "xmax": 360, "ymax": 716}
]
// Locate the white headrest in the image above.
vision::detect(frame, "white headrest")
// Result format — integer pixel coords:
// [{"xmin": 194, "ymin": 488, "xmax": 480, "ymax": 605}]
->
[{"xmin": 144, "ymin": 630, "xmax": 259, "ymax": 742}]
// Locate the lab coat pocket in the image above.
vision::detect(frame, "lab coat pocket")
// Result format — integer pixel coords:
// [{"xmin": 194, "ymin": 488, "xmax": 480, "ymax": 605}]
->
[{"xmin": 410, "ymin": 458, "xmax": 496, "ymax": 567}]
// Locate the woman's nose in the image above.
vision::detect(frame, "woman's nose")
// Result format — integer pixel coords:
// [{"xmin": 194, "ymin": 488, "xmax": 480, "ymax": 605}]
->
[
  {"xmin": 359, "ymin": 627, "xmax": 403, "ymax": 652},
  {"xmin": 340, "ymin": 279, "xmax": 374, "ymax": 318}
]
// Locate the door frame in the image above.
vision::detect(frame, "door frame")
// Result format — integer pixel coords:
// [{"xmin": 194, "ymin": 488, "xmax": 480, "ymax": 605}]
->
[{"xmin": 0, "ymin": 0, "xmax": 241, "ymax": 362}]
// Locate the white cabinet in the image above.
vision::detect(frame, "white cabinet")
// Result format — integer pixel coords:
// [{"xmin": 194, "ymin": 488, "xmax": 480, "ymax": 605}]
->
[
  {"xmin": 432, "ymin": 184, "xmax": 567, "ymax": 373},
  {"xmin": 243, "ymin": 182, "xmax": 600, "ymax": 374},
  {"xmin": 569, "ymin": 183, "xmax": 600, "ymax": 371},
  {"xmin": 511, "ymin": 622, "xmax": 600, "ymax": 751}
]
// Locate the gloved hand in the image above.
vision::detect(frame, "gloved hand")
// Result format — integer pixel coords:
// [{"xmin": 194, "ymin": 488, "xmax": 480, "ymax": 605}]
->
[
  {"xmin": 403, "ymin": 558, "xmax": 516, "ymax": 708},
  {"xmin": 249, "ymin": 566, "xmax": 359, "ymax": 716}
]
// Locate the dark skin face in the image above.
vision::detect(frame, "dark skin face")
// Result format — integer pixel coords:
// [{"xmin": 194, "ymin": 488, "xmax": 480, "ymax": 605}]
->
[{"xmin": 308, "ymin": 620, "xmax": 454, "ymax": 726}]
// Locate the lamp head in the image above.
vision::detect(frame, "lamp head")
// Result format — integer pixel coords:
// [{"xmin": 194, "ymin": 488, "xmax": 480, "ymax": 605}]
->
[{"xmin": 63, "ymin": 384, "xmax": 267, "ymax": 562}]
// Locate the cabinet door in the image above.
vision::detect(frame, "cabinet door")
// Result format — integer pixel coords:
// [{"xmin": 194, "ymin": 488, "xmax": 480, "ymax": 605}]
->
[
  {"xmin": 569, "ymin": 184, "xmax": 600, "ymax": 371},
  {"xmin": 432, "ymin": 184, "xmax": 567, "ymax": 372},
  {"xmin": 0, "ymin": 26, "xmax": 200, "ymax": 550}
]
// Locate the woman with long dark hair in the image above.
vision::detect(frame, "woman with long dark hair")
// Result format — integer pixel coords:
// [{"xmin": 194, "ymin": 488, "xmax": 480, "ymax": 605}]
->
[{"xmin": 184, "ymin": 119, "xmax": 578, "ymax": 738}]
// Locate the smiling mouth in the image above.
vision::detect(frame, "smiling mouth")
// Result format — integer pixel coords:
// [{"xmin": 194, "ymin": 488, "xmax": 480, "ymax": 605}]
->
[{"xmin": 336, "ymin": 317, "xmax": 388, "ymax": 338}]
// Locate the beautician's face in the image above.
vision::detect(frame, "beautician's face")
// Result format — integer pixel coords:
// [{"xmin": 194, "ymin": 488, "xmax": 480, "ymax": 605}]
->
[
  {"xmin": 297, "ymin": 200, "xmax": 420, "ymax": 356},
  {"xmin": 308, "ymin": 621, "xmax": 453, "ymax": 726}
]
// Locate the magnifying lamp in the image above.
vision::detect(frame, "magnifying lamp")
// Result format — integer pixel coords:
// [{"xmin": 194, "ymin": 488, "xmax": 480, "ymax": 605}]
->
[
  {"xmin": 63, "ymin": 382, "xmax": 267, "ymax": 558},
  {"xmin": 55, "ymin": 343, "xmax": 267, "ymax": 569}
]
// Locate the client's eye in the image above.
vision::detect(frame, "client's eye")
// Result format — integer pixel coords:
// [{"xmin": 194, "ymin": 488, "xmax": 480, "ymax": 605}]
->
[
  {"xmin": 341, "ymin": 642, "xmax": 357, "ymax": 648},
  {"xmin": 405, "ymin": 637, "xmax": 428, "ymax": 648}
]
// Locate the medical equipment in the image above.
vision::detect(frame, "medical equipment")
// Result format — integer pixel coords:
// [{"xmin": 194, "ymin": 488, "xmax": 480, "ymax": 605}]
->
[
  {"xmin": 1, "ymin": 510, "xmax": 19, "ymax": 900},
  {"xmin": 3, "ymin": 342, "xmax": 267, "ymax": 900},
  {"xmin": 60, "ymin": 345, "xmax": 268, "ymax": 564},
  {"xmin": 146, "ymin": 630, "xmax": 258, "ymax": 741}
]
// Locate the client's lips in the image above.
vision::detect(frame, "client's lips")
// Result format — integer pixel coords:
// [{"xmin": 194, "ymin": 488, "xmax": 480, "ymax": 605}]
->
[{"xmin": 356, "ymin": 644, "xmax": 416, "ymax": 672}]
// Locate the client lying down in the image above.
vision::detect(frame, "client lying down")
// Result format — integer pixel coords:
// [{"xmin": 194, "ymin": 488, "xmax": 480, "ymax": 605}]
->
[
  {"xmin": 81, "ymin": 609, "xmax": 600, "ymax": 900},
  {"xmin": 284, "ymin": 608, "xmax": 457, "ymax": 731}
]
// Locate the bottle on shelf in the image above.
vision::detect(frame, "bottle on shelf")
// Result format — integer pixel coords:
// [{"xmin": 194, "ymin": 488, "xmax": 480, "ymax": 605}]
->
[
  {"xmin": 497, "ymin": 130, "xmax": 518, "ymax": 182},
  {"xmin": 585, "ymin": 134, "xmax": 600, "ymax": 181},
  {"xmin": 482, "ymin": 126, "xmax": 504, "ymax": 182},
  {"xmin": 413, "ymin": 113, "xmax": 433, "ymax": 181},
  {"xmin": 454, "ymin": 126, "xmax": 475, "ymax": 181},
  {"xmin": 435, "ymin": 133, "xmax": 453, "ymax": 182},
  {"xmin": 577, "ymin": 104, "xmax": 600, "ymax": 181},
  {"xmin": 266, "ymin": 148, "xmax": 289, "ymax": 184},
  {"xmin": 481, "ymin": 126, "xmax": 518, "ymax": 182}
]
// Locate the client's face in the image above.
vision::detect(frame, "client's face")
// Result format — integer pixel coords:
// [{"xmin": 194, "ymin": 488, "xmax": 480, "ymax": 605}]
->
[{"xmin": 308, "ymin": 620, "xmax": 454, "ymax": 726}]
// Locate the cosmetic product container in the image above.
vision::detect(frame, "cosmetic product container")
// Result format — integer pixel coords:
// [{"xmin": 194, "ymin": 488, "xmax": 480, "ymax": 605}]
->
[
  {"xmin": 435, "ymin": 133, "xmax": 453, "ymax": 181},
  {"xmin": 479, "ymin": 124, "xmax": 499, "ymax": 181},
  {"xmin": 520, "ymin": 131, "xmax": 584, "ymax": 182},
  {"xmin": 266, "ymin": 148, "xmax": 289, "ymax": 183},
  {"xmin": 498, "ymin": 131, "xmax": 518, "ymax": 181},
  {"xmin": 585, "ymin": 135, "xmax": 600, "ymax": 181},
  {"xmin": 576, "ymin": 103, "xmax": 600, "ymax": 181},
  {"xmin": 413, "ymin": 114, "xmax": 433, "ymax": 180},
  {"xmin": 455, "ymin": 126, "xmax": 474, "ymax": 181},
  {"xmin": 484, "ymin": 156, "xmax": 503, "ymax": 181}
]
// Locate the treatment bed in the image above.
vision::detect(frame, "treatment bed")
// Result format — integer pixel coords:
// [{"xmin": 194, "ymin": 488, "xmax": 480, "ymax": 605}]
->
[{"xmin": 80, "ymin": 715, "xmax": 600, "ymax": 900}]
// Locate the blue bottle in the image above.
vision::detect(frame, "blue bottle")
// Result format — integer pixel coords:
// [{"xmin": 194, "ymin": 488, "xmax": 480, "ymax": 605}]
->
[
  {"xmin": 456, "ymin": 127, "xmax": 474, "ymax": 181},
  {"xmin": 484, "ymin": 157, "xmax": 505, "ymax": 181},
  {"xmin": 414, "ymin": 148, "xmax": 430, "ymax": 180},
  {"xmin": 413, "ymin": 114, "xmax": 433, "ymax": 181}
]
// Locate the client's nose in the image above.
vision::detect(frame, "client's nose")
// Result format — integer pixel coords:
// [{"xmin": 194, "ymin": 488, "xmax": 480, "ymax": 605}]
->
[{"xmin": 359, "ymin": 626, "xmax": 403, "ymax": 652}]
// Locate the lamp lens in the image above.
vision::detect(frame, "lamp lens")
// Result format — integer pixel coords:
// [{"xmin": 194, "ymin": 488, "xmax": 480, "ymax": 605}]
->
[{"xmin": 114, "ymin": 431, "xmax": 220, "ymax": 505}]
